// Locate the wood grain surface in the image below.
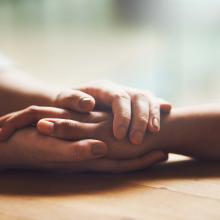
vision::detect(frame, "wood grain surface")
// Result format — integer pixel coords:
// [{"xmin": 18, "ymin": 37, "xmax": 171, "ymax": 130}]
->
[{"xmin": 0, "ymin": 155, "xmax": 219, "ymax": 220}]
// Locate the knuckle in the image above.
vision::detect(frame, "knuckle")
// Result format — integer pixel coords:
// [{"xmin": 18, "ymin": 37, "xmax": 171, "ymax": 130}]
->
[
  {"xmin": 58, "ymin": 90, "xmax": 81, "ymax": 105},
  {"xmin": 63, "ymin": 120, "xmax": 77, "ymax": 130},
  {"xmin": 62, "ymin": 120, "xmax": 78, "ymax": 130},
  {"xmin": 27, "ymin": 105, "xmax": 40, "ymax": 116},
  {"xmin": 55, "ymin": 91, "xmax": 66, "ymax": 106},
  {"xmin": 132, "ymin": 92, "xmax": 147, "ymax": 101},
  {"xmin": 71, "ymin": 143, "xmax": 87, "ymax": 161},
  {"xmin": 150, "ymin": 105, "xmax": 160, "ymax": 116},
  {"xmin": 64, "ymin": 94, "xmax": 77, "ymax": 103},
  {"xmin": 119, "ymin": 113, "xmax": 130, "ymax": 126},
  {"xmin": 55, "ymin": 120, "xmax": 77, "ymax": 137},
  {"xmin": 137, "ymin": 115, "xmax": 149, "ymax": 126},
  {"xmin": 114, "ymin": 93, "xmax": 129, "ymax": 101},
  {"xmin": 56, "ymin": 90, "xmax": 64, "ymax": 100}
]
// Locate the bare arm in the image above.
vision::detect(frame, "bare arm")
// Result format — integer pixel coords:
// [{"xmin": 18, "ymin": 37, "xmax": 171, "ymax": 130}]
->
[
  {"xmin": 0, "ymin": 66, "xmax": 58, "ymax": 115},
  {"xmin": 155, "ymin": 104, "xmax": 220, "ymax": 160},
  {"xmin": 31, "ymin": 104, "xmax": 220, "ymax": 161}
]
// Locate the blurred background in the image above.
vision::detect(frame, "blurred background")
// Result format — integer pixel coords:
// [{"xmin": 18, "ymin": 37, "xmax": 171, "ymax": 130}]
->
[{"xmin": 0, "ymin": 0, "xmax": 220, "ymax": 106}]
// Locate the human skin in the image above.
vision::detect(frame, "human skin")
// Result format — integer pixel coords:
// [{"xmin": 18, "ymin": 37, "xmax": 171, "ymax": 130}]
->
[
  {"xmin": 0, "ymin": 105, "xmax": 168, "ymax": 157},
  {"xmin": 0, "ymin": 127, "xmax": 167, "ymax": 173},
  {"xmin": 0, "ymin": 66, "xmax": 171, "ymax": 144},
  {"xmin": 37, "ymin": 104, "xmax": 220, "ymax": 161},
  {"xmin": 1, "ymin": 104, "xmax": 220, "ymax": 162},
  {"xmin": 1, "ymin": 104, "xmax": 219, "ymax": 173},
  {"xmin": 157, "ymin": 104, "xmax": 220, "ymax": 160}
]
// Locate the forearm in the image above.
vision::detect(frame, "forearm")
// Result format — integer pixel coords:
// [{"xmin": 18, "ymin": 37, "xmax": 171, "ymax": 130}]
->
[
  {"xmin": 0, "ymin": 67, "xmax": 60, "ymax": 115},
  {"xmin": 152, "ymin": 104, "xmax": 220, "ymax": 160}
]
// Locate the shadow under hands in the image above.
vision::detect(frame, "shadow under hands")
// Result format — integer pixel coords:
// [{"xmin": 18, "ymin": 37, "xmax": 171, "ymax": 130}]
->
[
  {"xmin": 129, "ymin": 159, "xmax": 220, "ymax": 181},
  {"xmin": 0, "ymin": 158, "xmax": 219, "ymax": 196}
]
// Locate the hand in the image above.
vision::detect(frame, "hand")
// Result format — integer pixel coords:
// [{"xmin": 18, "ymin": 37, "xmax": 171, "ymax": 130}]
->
[
  {"xmin": 0, "ymin": 105, "xmax": 108, "ymax": 141},
  {"xmin": 36, "ymin": 108, "xmax": 164, "ymax": 160},
  {"xmin": 55, "ymin": 80, "xmax": 172, "ymax": 144},
  {"xmin": 0, "ymin": 81, "xmax": 171, "ymax": 145},
  {"xmin": 0, "ymin": 127, "xmax": 167, "ymax": 173},
  {"xmin": 0, "ymin": 106, "xmax": 109, "ymax": 162},
  {"xmin": 0, "ymin": 106, "xmax": 166, "ymax": 160}
]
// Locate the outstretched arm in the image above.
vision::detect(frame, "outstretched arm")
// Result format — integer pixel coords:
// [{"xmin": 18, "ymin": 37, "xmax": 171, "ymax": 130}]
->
[
  {"xmin": 1, "ymin": 104, "xmax": 219, "ymax": 160},
  {"xmin": 0, "ymin": 66, "xmax": 57, "ymax": 115},
  {"xmin": 32, "ymin": 104, "xmax": 220, "ymax": 161},
  {"xmin": 155, "ymin": 104, "xmax": 220, "ymax": 160}
]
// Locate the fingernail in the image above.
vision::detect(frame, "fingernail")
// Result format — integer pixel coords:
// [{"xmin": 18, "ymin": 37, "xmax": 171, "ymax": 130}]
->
[
  {"xmin": 132, "ymin": 130, "xmax": 144, "ymax": 144},
  {"xmin": 92, "ymin": 143, "xmax": 107, "ymax": 156},
  {"xmin": 79, "ymin": 97, "xmax": 92, "ymax": 109},
  {"xmin": 38, "ymin": 121, "xmax": 54, "ymax": 135},
  {"xmin": 116, "ymin": 125, "xmax": 127, "ymax": 140},
  {"xmin": 152, "ymin": 117, "xmax": 160, "ymax": 131}
]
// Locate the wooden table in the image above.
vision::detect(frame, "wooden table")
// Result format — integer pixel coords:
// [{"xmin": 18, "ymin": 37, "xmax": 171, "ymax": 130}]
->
[{"xmin": 0, "ymin": 155, "xmax": 219, "ymax": 220}]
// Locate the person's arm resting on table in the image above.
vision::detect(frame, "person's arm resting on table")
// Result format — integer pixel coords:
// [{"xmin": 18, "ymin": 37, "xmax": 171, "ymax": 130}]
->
[
  {"xmin": 0, "ymin": 58, "xmax": 169, "ymax": 172},
  {"xmin": 35, "ymin": 104, "xmax": 220, "ymax": 160}
]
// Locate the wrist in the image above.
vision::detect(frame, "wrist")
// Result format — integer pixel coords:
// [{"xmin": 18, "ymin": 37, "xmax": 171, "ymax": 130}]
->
[
  {"xmin": 42, "ymin": 89, "xmax": 58, "ymax": 107},
  {"xmin": 146, "ymin": 109, "xmax": 185, "ymax": 153},
  {"xmin": 35, "ymin": 87, "xmax": 68, "ymax": 108},
  {"xmin": 158, "ymin": 112, "xmax": 179, "ymax": 152}
]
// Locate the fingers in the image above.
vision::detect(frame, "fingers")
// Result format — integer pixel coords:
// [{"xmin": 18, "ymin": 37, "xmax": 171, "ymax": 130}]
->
[
  {"xmin": 78, "ymin": 81, "xmax": 172, "ymax": 144},
  {"xmin": 88, "ymin": 150, "xmax": 168, "ymax": 173},
  {"xmin": 55, "ymin": 89, "xmax": 96, "ymax": 113},
  {"xmin": 111, "ymin": 90, "xmax": 170, "ymax": 143},
  {"xmin": 148, "ymin": 96, "xmax": 161, "ymax": 133},
  {"xmin": 68, "ymin": 140, "xmax": 108, "ymax": 162},
  {"xmin": 129, "ymin": 92, "xmax": 161, "ymax": 144},
  {"xmin": 0, "ymin": 106, "xmax": 40, "ymax": 141},
  {"xmin": 112, "ymin": 94, "xmax": 131, "ymax": 140},
  {"xmin": 80, "ymin": 82, "xmax": 133, "ymax": 140},
  {"xmin": 0, "ymin": 105, "xmax": 108, "ymax": 142},
  {"xmin": 78, "ymin": 81, "xmax": 171, "ymax": 144},
  {"xmin": 129, "ymin": 93, "xmax": 150, "ymax": 145},
  {"xmin": 37, "ymin": 118, "xmax": 97, "ymax": 140},
  {"xmin": 40, "ymin": 138, "xmax": 108, "ymax": 163},
  {"xmin": 0, "ymin": 106, "xmax": 73, "ymax": 141}
]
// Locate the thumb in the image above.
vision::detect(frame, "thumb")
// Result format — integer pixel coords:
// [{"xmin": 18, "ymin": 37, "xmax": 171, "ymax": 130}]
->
[
  {"xmin": 69, "ymin": 139, "xmax": 108, "ymax": 161},
  {"xmin": 55, "ymin": 89, "xmax": 96, "ymax": 113}
]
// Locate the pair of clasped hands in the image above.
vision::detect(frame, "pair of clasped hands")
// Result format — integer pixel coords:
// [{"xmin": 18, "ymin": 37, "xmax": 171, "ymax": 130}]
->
[{"xmin": 0, "ymin": 81, "xmax": 171, "ymax": 173}]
